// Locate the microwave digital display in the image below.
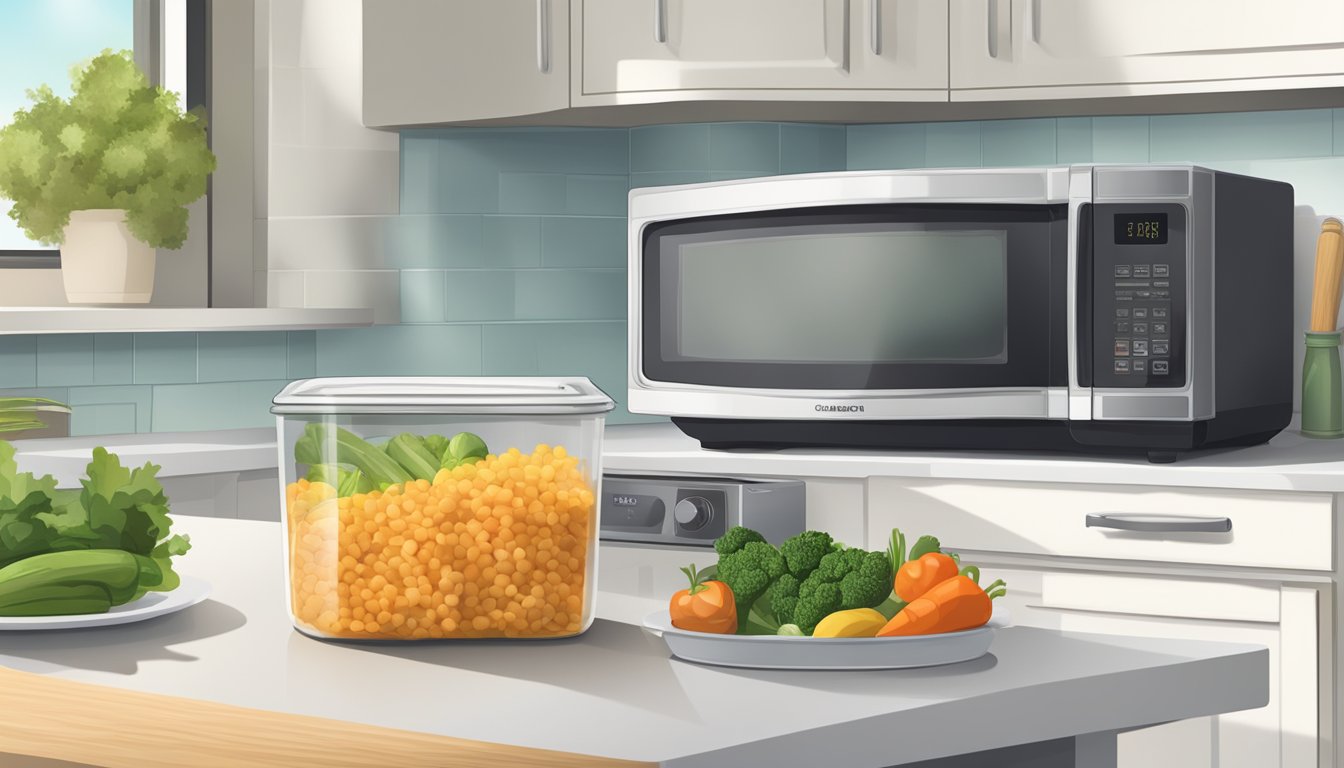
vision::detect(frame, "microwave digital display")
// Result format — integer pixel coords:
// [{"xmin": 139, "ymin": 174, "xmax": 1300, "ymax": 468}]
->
[{"xmin": 1114, "ymin": 213, "xmax": 1168, "ymax": 245}]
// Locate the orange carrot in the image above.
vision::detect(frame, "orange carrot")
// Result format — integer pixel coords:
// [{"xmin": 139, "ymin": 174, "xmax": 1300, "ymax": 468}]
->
[
  {"xmin": 876, "ymin": 575, "xmax": 1006, "ymax": 637},
  {"xmin": 894, "ymin": 552, "xmax": 960, "ymax": 602}
]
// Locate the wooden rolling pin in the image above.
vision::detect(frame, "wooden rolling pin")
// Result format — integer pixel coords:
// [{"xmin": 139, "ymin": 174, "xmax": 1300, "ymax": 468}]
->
[{"xmin": 1310, "ymin": 218, "xmax": 1344, "ymax": 332}]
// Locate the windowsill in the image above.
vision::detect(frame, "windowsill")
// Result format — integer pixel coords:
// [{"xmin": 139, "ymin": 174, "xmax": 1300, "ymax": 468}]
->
[{"xmin": 0, "ymin": 306, "xmax": 374, "ymax": 334}]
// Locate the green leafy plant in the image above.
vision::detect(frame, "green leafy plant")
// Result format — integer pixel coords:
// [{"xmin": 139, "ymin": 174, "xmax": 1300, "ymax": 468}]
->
[
  {"xmin": 0, "ymin": 49, "xmax": 216, "ymax": 249},
  {"xmin": 0, "ymin": 397, "xmax": 70, "ymax": 435}
]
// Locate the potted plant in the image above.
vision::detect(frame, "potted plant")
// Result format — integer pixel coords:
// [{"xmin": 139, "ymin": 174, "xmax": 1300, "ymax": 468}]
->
[{"xmin": 0, "ymin": 50, "xmax": 216, "ymax": 304}]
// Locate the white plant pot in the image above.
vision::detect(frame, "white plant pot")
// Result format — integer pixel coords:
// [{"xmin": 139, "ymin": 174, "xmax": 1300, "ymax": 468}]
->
[{"xmin": 59, "ymin": 209, "xmax": 156, "ymax": 304}]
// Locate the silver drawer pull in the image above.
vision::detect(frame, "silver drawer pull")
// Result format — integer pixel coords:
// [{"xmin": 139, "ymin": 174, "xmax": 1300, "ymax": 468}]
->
[
  {"xmin": 986, "ymin": 0, "xmax": 999, "ymax": 58},
  {"xmin": 536, "ymin": 0, "xmax": 551, "ymax": 73},
  {"xmin": 870, "ymin": 0, "xmax": 882, "ymax": 55},
  {"xmin": 654, "ymin": 0, "xmax": 667, "ymax": 43},
  {"xmin": 1086, "ymin": 513, "xmax": 1232, "ymax": 534}
]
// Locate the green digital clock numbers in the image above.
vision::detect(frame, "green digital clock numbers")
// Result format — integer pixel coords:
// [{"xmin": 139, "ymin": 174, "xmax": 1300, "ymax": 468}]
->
[{"xmin": 1115, "ymin": 212, "xmax": 1169, "ymax": 245}]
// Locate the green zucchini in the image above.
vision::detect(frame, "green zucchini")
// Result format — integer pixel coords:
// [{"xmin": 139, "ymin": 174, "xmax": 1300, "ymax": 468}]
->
[{"xmin": 0, "ymin": 549, "xmax": 141, "ymax": 609}]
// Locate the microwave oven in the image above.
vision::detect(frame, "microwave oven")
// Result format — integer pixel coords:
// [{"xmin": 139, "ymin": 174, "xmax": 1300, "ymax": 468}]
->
[{"xmin": 627, "ymin": 165, "xmax": 1294, "ymax": 463}]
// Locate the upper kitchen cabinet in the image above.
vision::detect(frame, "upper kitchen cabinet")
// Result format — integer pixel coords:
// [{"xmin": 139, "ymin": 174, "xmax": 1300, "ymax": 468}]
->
[
  {"xmin": 363, "ymin": 0, "xmax": 570, "ymax": 128},
  {"xmin": 575, "ymin": 0, "xmax": 949, "ymax": 105},
  {"xmin": 950, "ymin": 0, "xmax": 1344, "ymax": 101}
]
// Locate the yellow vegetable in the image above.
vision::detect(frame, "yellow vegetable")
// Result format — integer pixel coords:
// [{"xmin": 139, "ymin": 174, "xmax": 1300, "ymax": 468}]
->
[{"xmin": 811, "ymin": 607, "xmax": 887, "ymax": 638}]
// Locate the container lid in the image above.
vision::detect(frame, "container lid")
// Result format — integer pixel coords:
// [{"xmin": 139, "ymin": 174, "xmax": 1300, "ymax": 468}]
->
[{"xmin": 271, "ymin": 377, "xmax": 614, "ymax": 415}]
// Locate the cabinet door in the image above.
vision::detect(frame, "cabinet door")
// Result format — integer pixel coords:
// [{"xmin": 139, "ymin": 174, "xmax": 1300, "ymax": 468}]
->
[
  {"xmin": 949, "ymin": 0, "xmax": 1344, "ymax": 100},
  {"xmin": 578, "ymin": 0, "xmax": 947, "ymax": 102},
  {"xmin": 363, "ymin": 0, "xmax": 569, "ymax": 127},
  {"xmin": 982, "ymin": 565, "xmax": 1321, "ymax": 768}
]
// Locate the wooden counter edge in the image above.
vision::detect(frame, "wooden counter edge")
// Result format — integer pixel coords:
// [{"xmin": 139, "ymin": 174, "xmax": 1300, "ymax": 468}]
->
[{"xmin": 0, "ymin": 666, "xmax": 653, "ymax": 768}]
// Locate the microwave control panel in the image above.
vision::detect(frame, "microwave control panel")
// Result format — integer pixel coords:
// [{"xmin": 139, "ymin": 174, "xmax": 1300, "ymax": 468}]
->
[{"xmin": 1091, "ymin": 203, "xmax": 1187, "ymax": 389}]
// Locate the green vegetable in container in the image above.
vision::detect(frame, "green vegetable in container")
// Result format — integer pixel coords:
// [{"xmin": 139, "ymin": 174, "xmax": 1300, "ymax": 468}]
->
[
  {"xmin": 442, "ymin": 431, "xmax": 489, "ymax": 469},
  {"xmin": 295, "ymin": 423, "xmax": 412, "ymax": 487},
  {"xmin": 386, "ymin": 433, "xmax": 440, "ymax": 481}
]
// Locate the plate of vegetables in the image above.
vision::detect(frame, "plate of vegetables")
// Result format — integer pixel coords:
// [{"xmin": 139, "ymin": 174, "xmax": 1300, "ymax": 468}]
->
[
  {"xmin": 0, "ymin": 440, "xmax": 200, "ymax": 629},
  {"xmin": 643, "ymin": 526, "xmax": 1008, "ymax": 670}
]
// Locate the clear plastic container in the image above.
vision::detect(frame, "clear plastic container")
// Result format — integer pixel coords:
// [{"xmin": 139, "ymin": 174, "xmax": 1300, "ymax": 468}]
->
[{"xmin": 272, "ymin": 377, "xmax": 613, "ymax": 641}]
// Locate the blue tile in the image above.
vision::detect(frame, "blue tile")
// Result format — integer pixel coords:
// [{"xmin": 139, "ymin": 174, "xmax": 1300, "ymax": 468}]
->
[
  {"xmin": 780, "ymin": 124, "xmax": 847, "ymax": 174},
  {"xmin": 444, "ymin": 271, "xmax": 516, "ymax": 321},
  {"xmin": 981, "ymin": 118, "xmax": 1055, "ymax": 166},
  {"xmin": 287, "ymin": 331, "xmax": 317, "ymax": 379},
  {"xmin": 315, "ymin": 325, "xmax": 483, "ymax": 376},
  {"xmin": 480, "ymin": 325, "xmax": 539, "ymax": 375},
  {"xmin": 845, "ymin": 124, "xmax": 925, "ymax": 170},
  {"xmin": 197, "ymin": 332, "xmax": 288, "ymax": 382},
  {"xmin": 1335, "ymin": 109, "xmax": 1344, "ymax": 155},
  {"xmin": 36, "ymin": 335, "xmax": 94, "ymax": 387},
  {"xmin": 151, "ymin": 380, "xmax": 290, "ymax": 432},
  {"xmin": 541, "ymin": 217, "xmax": 626, "ymax": 268},
  {"xmin": 709, "ymin": 123, "xmax": 780, "ymax": 173},
  {"xmin": 436, "ymin": 139, "xmax": 503, "ymax": 214},
  {"xmin": 707, "ymin": 171, "xmax": 777, "ymax": 181},
  {"xmin": 565, "ymin": 175, "xmax": 628, "ymax": 216},
  {"xmin": 514, "ymin": 270, "xmax": 625, "ymax": 321},
  {"xmin": 482, "ymin": 216, "xmax": 544, "ymax": 267},
  {"xmin": 630, "ymin": 124, "xmax": 711, "ymax": 173},
  {"xmin": 483, "ymin": 322, "xmax": 627, "ymax": 410},
  {"xmin": 1056, "ymin": 118, "xmax": 1093, "ymax": 164},
  {"xmin": 400, "ymin": 135, "xmax": 440, "ymax": 214},
  {"xmin": 1092, "ymin": 116, "xmax": 1150, "ymax": 163},
  {"xmin": 69, "ymin": 403, "xmax": 138, "ymax": 437},
  {"xmin": 387, "ymin": 215, "xmax": 483, "ymax": 268},
  {"xmin": 0, "ymin": 337, "xmax": 36, "ymax": 388},
  {"xmin": 132, "ymin": 334, "xmax": 197, "ymax": 384},
  {"xmin": 629, "ymin": 171, "xmax": 711, "ymax": 189},
  {"xmin": 436, "ymin": 129, "xmax": 629, "ymax": 175},
  {"xmin": 66, "ymin": 385, "xmax": 152, "ymax": 432},
  {"xmin": 1150, "ymin": 109, "xmax": 1335, "ymax": 162},
  {"xmin": 400, "ymin": 270, "xmax": 447, "ymax": 323},
  {"xmin": 925, "ymin": 121, "xmax": 982, "ymax": 167},
  {"xmin": 93, "ymin": 334, "xmax": 133, "ymax": 384},
  {"xmin": 498, "ymin": 172, "xmax": 567, "ymax": 214}
]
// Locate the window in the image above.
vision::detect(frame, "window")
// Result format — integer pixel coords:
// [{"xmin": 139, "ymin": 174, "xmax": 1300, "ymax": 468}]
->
[{"xmin": 0, "ymin": 0, "xmax": 136, "ymax": 264}]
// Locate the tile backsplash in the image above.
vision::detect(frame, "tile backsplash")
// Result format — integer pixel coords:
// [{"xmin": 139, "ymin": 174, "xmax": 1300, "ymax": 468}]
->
[{"xmin": 2, "ymin": 110, "xmax": 1341, "ymax": 437}]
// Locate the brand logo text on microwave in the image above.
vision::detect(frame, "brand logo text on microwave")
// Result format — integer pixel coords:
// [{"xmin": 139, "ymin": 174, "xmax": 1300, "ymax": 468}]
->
[{"xmin": 815, "ymin": 404, "xmax": 865, "ymax": 413}]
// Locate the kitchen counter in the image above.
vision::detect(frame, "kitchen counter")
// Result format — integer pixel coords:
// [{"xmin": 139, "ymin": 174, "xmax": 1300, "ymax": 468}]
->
[
  {"xmin": 604, "ymin": 420, "xmax": 1344, "ymax": 493},
  {"xmin": 0, "ymin": 517, "xmax": 1268, "ymax": 768}
]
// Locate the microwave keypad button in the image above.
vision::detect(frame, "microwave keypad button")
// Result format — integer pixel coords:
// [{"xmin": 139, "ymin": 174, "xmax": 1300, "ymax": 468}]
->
[
  {"xmin": 1132, "ymin": 340, "xmax": 1149, "ymax": 357},
  {"xmin": 1152, "ymin": 342, "xmax": 1170, "ymax": 356},
  {"xmin": 1133, "ymin": 265, "xmax": 1152, "ymax": 278},
  {"xmin": 1114, "ymin": 340, "xmax": 1131, "ymax": 356},
  {"xmin": 1153, "ymin": 264, "xmax": 1170, "ymax": 278},
  {"xmin": 1152, "ymin": 322, "xmax": 1168, "ymax": 336},
  {"xmin": 1153, "ymin": 290, "xmax": 1170, "ymax": 298},
  {"xmin": 1152, "ymin": 360, "xmax": 1170, "ymax": 375},
  {"xmin": 1114, "ymin": 265, "xmax": 1132, "ymax": 278},
  {"xmin": 1115, "ymin": 321, "xmax": 1131, "ymax": 333},
  {"xmin": 1133, "ymin": 322, "xmax": 1148, "ymax": 335},
  {"xmin": 1132, "ymin": 308, "xmax": 1148, "ymax": 319},
  {"xmin": 1115, "ymin": 308, "xmax": 1131, "ymax": 318},
  {"xmin": 1133, "ymin": 359, "xmax": 1148, "ymax": 373},
  {"xmin": 1114, "ymin": 360, "xmax": 1131, "ymax": 374},
  {"xmin": 1151, "ymin": 306, "xmax": 1169, "ymax": 319},
  {"xmin": 1135, "ymin": 290, "xmax": 1152, "ymax": 299},
  {"xmin": 1152, "ymin": 280, "xmax": 1170, "ymax": 288}
]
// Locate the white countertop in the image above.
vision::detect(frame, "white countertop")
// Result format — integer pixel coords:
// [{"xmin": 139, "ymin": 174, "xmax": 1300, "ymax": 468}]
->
[
  {"xmin": 15, "ymin": 416, "xmax": 1344, "ymax": 494},
  {"xmin": 604, "ymin": 420, "xmax": 1344, "ymax": 493},
  {"xmin": 0, "ymin": 517, "xmax": 1269, "ymax": 767}
]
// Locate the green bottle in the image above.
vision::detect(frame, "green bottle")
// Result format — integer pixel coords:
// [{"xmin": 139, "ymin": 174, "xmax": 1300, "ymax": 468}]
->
[{"xmin": 1301, "ymin": 331, "xmax": 1343, "ymax": 438}]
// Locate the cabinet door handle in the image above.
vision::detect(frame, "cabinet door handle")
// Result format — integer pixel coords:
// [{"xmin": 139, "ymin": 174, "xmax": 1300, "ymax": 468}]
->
[
  {"xmin": 869, "ymin": 0, "xmax": 882, "ymax": 55},
  {"xmin": 1030, "ymin": 0, "xmax": 1041, "ymax": 43},
  {"xmin": 536, "ymin": 0, "xmax": 551, "ymax": 73},
  {"xmin": 1085, "ymin": 513, "xmax": 1232, "ymax": 534},
  {"xmin": 654, "ymin": 0, "xmax": 667, "ymax": 43},
  {"xmin": 986, "ymin": 0, "xmax": 1000, "ymax": 58}
]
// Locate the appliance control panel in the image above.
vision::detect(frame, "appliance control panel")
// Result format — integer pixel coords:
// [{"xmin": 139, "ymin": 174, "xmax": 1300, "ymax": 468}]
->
[
  {"xmin": 600, "ymin": 475, "xmax": 805, "ymax": 547},
  {"xmin": 1091, "ymin": 203, "xmax": 1187, "ymax": 388}
]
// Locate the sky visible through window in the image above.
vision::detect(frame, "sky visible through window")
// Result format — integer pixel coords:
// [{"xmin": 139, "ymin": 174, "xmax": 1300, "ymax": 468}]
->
[{"xmin": 0, "ymin": 0, "xmax": 134, "ymax": 250}]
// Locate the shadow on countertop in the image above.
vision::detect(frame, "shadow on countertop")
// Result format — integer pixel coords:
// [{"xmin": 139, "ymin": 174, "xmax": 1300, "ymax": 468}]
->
[{"xmin": 0, "ymin": 599, "xmax": 247, "ymax": 675}]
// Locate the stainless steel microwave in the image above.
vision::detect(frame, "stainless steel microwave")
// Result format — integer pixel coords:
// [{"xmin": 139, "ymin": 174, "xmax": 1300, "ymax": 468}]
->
[{"xmin": 627, "ymin": 165, "xmax": 1294, "ymax": 463}]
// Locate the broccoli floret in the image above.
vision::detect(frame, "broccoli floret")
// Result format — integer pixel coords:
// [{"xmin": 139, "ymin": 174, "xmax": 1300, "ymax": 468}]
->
[
  {"xmin": 714, "ymin": 540, "xmax": 785, "ymax": 616},
  {"xmin": 714, "ymin": 526, "xmax": 767, "ymax": 557},
  {"xmin": 779, "ymin": 530, "xmax": 836, "ymax": 577},
  {"xmin": 767, "ymin": 572, "xmax": 802, "ymax": 626},
  {"xmin": 792, "ymin": 548, "xmax": 893, "ymax": 635}
]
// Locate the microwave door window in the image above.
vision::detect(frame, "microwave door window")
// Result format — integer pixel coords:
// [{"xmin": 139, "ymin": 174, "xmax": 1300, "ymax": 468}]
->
[{"xmin": 671, "ymin": 228, "xmax": 1009, "ymax": 365}]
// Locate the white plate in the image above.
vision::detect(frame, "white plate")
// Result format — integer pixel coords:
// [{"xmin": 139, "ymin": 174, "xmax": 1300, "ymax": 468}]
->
[
  {"xmin": 643, "ymin": 606, "xmax": 1009, "ymax": 670},
  {"xmin": 0, "ymin": 576, "xmax": 211, "ymax": 631}
]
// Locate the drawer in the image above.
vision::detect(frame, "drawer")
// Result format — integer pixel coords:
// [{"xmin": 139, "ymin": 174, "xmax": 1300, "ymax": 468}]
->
[{"xmin": 867, "ymin": 478, "xmax": 1333, "ymax": 571}]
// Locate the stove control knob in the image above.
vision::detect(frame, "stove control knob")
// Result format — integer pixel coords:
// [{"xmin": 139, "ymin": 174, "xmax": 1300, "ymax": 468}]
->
[{"xmin": 674, "ymin": 496, "xmax": 714, "ymax": 531}]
